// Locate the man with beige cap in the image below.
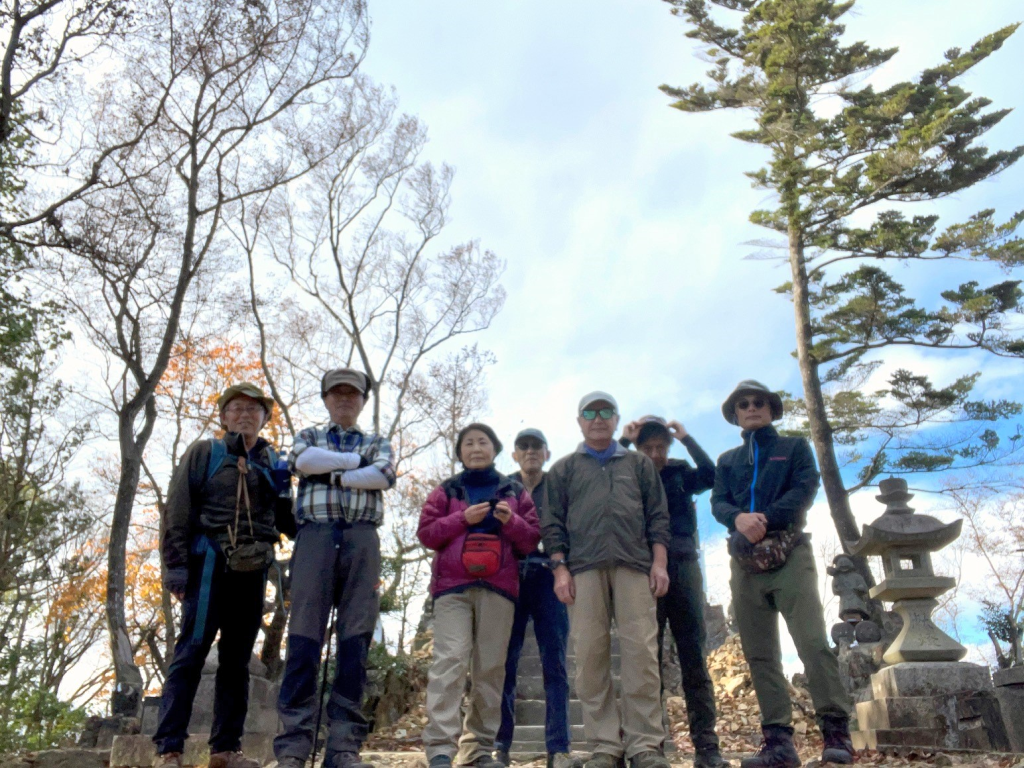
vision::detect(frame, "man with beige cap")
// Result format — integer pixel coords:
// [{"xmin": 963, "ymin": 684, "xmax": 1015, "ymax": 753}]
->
[
  {"xmin": 542, "ymin": 391, "xmax": 671, "ymax": 768},
  {"xmin": 156, "ymin": 383, "xmax": 293, "ymax": 768},
  {"xmin": 275, "ymin": 368, "xmax": 396, "ymax": 768}
]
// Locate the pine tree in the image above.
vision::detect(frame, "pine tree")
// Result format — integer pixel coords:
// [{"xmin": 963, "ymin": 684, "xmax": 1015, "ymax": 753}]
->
[{"xmin": 661, "ymin": 0, "xmax": 1024, "ymax": 554}]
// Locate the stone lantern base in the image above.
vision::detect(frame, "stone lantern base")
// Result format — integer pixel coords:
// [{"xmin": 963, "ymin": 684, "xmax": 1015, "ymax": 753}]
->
[{"xmin": 851, "ymin": 662, "xmax": 1011, "ymax": 753}]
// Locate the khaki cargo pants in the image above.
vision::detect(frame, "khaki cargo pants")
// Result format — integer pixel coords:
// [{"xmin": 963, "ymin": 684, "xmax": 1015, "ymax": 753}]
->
[
  {"xmin": 569, "ymin": 567, "xmax": 665, "ymax": 759},
  {"xmin": 730, "ymin": 542, "xmax": 852, "ymax": 727},
  {"xmin": 423, "ymin": 588, "xmax": 516, "ymax": 763}
]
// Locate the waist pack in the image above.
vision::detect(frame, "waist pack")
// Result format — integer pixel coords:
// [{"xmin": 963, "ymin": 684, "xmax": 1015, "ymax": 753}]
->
[
  {"xmin": 729, "ymin": 529, "xmax": 805, "ymax": 574},
  {"xmin": 225, "ymin": 455, "xmax": 275, "ymax": 573},
  {"xmin": 462, "ymin": 532, "xmax": 503, "ymax": 578}
]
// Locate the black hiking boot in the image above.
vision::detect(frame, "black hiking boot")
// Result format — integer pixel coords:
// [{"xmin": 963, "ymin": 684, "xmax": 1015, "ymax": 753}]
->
[
  {"xmin": 326, "ymin": 752, "xmax": 375, "ymax": 768},
  {"xmin": 740, "ymin": 725, "xmax": 801, "ymax": 768},
  {"xmin": 819, "ymin": 716, "xmax": 855, "ymax": 765},
  {"xmin": 694, "ymin": 747, "xmax": 730, "ymax": 768}
]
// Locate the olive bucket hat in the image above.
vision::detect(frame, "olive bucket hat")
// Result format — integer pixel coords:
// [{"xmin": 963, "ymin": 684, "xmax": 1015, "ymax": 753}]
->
[
  {"xmin": 217, "ymin": 382, "xmax": 275, "ymax": 414},
  {"xmin": 721, "ymin": 379, "xmax": 784, "ymax": 425}
]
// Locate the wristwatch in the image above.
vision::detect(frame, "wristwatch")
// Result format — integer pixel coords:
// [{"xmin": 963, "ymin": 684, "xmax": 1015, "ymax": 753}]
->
[{"xmin": 551, "ymin": 560, "xmax": 568, "ymax": 571}]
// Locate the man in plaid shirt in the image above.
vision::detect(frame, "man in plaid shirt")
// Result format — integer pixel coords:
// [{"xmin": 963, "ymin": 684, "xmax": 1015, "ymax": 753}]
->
[{"xmin": 275, "ymin": 368, "xmax": 397, "ymax": 768}]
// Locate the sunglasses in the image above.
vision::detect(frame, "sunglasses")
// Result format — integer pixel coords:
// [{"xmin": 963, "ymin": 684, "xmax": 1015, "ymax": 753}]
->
[
  {"xmin": 736, "ymin": 397, "xmax": 768, "ymax": 411},
  {"xmin": 581, "ymin": 408, "xmax": 617, "ymax": 421},
  {"xmin": 516, "ymin": 440, "xmax": 546, "ymax": 452}
]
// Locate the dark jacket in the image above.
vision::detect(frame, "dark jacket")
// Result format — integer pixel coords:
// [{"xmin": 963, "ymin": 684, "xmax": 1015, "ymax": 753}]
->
[
  {"xmin": 543, "ymin": 442, "xmax": 670, "ymax": 576},
  {"xmin": 621, "ymin": 434, "xmax": 715, "ymax": 559},
  {"xmin": 711, "ymin": 425, "xmax": 819, "ymax": 534},
  {"xmin": 511, "ymin": 470, "xmax": 550, "ymax": 559},
  {"xmin": 418, "ymin": 471, "xmax": 541, "ymax": 601},
  {"xmin": 162, "ymin": 435, "xmax": 293, "ymax": 582}
]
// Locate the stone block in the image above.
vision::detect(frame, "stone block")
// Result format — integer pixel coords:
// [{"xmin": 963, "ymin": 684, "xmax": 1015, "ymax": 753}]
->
[
  {"xmin": 994, "ymin": 666, "xmax": 1024, "ymax": 688},
  {"xmin": 35, "ymin": 750, "xmax": 109, "ymax": 768},
  {"xmin": 994, "ymin": 684, "xmax": 1024, "ymax": 752},
  {"xmin": 111, "ymin": 733, "xmax": 273, "ymax": 767},
  {"xmin": 110, "ymin": 735, "xmax": 156, "ymax": 767},
  {"xmin": 0, "ymin": 758, "xmax": 32, "ymax": 768},
  {"xmin": 871, "ymin": 662, "xmax": 991, "ymax": 700},
  {"xmin": 852, "ymin": 690, "xmax": 1009, "ymax": 753}
]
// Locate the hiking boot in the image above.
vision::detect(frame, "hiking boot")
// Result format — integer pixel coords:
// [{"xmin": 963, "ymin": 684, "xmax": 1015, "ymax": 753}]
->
[
  {"xmin": 694, "ymin": 748, "xmax": 731, "ymax": 768},
  {"xmin": 628, "ymin": 752, "xmax": 670, "ymax": 768},
  {"xmin": 466, "ymin": 756, "xmax": 505, "ymax": 768},
  {"xmin": 429, "ymin": 757, "xmax": 453, "ymax": 768},
  {"xmin": 740, "ymin": 726, "xmax": 801, "ymax": 768},
  {"xmin": 273, "ymin": 758, "xmax": 305, "ymax": 768},
  {"xmin": 549, "ymin": 753, "xmax": 583, "ymax": 768},
  {"xmin": 327, "ymin": 752, "xmax": 376, "ymax": 768},
  {"xmin": 819, "ymin": 716, "xmax": 855, "ymax": 765},
  {"xmin": 584, "ymin": 754, "xmax": 622, "ymax": 768},
  {"xmin": 154, "ymin": 754, "xmax": 182, "ymax": 768},
  {"xmin": 209, "ymin": 752, "xmax": 260, "ymax": 768},
  {"xmin": 494, "ymin": 751, "xmax": 511, "ymax": 767}
]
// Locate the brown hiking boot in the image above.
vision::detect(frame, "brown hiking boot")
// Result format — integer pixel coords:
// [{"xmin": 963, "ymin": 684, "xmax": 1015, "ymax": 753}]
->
[
  {"xmin": 209, "ymin": 751, "xmax": 261, "ymax": 768},
  {"xmin": 154, "ymin": 754, "xmax": 182, "ymax": 768}
]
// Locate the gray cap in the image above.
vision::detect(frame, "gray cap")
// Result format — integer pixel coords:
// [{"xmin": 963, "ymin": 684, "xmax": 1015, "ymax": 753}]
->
[
  {"xmin": 321, "ymin": 368, "xmax": 371, "ymax": 397},
  {"xmin": 721, "ymin": 379, "xmax": 783, "ymax": 425},
  {"xmin": 578, "ymin": 390, "xmax": 618, "ymax": 415},
  {"xmin": 514, "ymin": 428, "xmax": 548, "ymax": 447}
]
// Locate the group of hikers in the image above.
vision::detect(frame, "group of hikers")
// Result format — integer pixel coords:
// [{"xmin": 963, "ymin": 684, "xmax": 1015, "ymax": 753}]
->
[{"xmin": 155, "ymin": 368, "xmax": 856, "ymax": 768}]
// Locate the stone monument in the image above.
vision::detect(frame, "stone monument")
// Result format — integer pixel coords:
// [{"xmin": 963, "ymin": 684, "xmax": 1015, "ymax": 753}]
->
[{"xmin": 847, "ymin": 478, "xmax": 1010, "ymax": 753}]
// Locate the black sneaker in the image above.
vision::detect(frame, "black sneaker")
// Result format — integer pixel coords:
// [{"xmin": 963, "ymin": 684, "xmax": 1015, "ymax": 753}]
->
[
  {"xmin": 467, "ymin": 756, "xmax": 505, "ymax": 768},
  {"xmin": 819, "ymin": 716, "xmax": 855, "ymax": 765},
  {"xmin": 694, "ymin": 748, "xmax": 730, "ymax": 768},
  {"xmin": 494, "ymin": 751, "xmax": 511, "ymax": 768},
  {"xmin": 429, "ymin": 757, "xmax": 454, "ymax": 768},
  {"xmin": 740, "ymin": 726, "xmax": 801, "ymax": 768}
]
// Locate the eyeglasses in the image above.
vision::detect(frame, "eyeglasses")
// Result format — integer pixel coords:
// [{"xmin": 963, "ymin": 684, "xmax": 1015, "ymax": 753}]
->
[
  {"xmin": 225, "ymin": 404, "xmax": 265, "ymax": 415},
  {"xmin": 581, "ymin": 408, "xmax": 617, "ymax": 421},
  {"xmin": 736, "ymin": 398, "xmax": 767, "ymax": 411}
]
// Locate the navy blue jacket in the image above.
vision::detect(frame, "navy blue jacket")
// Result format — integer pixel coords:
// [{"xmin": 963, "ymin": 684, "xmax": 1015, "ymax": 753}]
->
[{"xmin": 711, "ymin": 425, "xmax": 819, "ymax": 534}]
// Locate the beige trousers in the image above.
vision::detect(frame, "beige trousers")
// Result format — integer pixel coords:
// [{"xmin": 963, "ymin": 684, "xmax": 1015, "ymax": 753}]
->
[
  {"xmin": 423, "ymin": 588, "xmax": 516, "ymax": 762},
  {"xmin": 569, "ymin": 567, "xmax": 665, "ymax": 759}
]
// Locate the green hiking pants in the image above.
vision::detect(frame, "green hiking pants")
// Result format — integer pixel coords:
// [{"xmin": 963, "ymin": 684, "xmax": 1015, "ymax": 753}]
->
[{"xmin": 729, "ymin": 542, "xmax": 851, "ymax": 727}]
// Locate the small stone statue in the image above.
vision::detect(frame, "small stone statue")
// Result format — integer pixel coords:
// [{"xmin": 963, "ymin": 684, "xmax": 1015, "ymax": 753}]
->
[{"xmin": 828, "ymin": 555, "xmax": 871, "ymax": 623}]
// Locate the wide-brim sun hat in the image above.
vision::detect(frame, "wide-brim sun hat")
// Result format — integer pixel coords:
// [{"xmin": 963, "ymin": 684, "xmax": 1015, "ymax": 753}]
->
[{"xmin": 721, "ymin": 379, "xmax": 784, "ymax": 425}]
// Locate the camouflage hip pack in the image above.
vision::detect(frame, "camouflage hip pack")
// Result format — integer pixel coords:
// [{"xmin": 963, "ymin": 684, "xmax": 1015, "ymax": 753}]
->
[{"xmin": 728, "ymin": 529, "xmax": 806, "ymax": 574}]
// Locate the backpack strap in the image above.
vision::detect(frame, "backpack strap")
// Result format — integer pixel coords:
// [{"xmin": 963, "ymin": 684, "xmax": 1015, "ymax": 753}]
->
[{"xmin": 204, "ymin": 439, "xmax": 228, "ymax": 488}]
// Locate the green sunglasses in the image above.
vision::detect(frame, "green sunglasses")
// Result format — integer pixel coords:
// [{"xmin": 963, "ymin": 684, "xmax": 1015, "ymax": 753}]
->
[{"xmin": 581, "ymin": 407, "xmax": 617, "ymax": 420}]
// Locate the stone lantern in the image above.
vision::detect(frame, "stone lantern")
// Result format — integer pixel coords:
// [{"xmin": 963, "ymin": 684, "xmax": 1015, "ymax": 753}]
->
[
  {"xmin": 847, "ymin": 477, "xmax": 1012, "ymax": 753},
  {"xmin": 846, "ymin": 477, "xmax": 964, "ymax": 664}
]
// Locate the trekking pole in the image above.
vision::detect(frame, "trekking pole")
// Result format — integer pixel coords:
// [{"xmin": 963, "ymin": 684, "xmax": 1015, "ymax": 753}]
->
[{"xmin": 313, "ymin": 605, "xmax": 337, "ymax": 765}]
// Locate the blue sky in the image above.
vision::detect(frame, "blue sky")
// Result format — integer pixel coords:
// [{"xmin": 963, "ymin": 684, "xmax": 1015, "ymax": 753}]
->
[{"xmin": 360, "ymin": 2, "xmax": 1024, "ymax": 655}]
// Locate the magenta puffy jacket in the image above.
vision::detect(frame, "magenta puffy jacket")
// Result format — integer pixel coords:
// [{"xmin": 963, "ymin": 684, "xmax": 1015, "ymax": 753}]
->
[{"xmin": 418, "ymin": 472, "xmax": 541, "ymax": 600}]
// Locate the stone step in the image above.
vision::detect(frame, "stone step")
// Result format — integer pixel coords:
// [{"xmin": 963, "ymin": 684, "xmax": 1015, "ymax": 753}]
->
[
  {"xmin": 515, "ymin": 698, "xmax": 584, "ymax": 724},
  {"xmin": 516, "ymin": 655, "xmax": 621, "ymax": 678},
  {"xmin": 111, "ymin": 733, "xmax": 273, "ymax": 767},
  {"xmin": 516, "ymin": 676, "xmax": 622, "ymax": 700},
  {"xmin": 510, "ymin": 742, "xmax": 588, "ymax": 757},
  {"xmin": 512, "ymin": 725, "xmax": 588, "ymax": 744}
]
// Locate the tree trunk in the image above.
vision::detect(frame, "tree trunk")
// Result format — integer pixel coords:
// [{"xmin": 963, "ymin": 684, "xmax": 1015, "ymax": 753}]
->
[
  {"xmin": 788, "ymin": 228, "xmax": 880, "ymax": 596},
  {"xmin": 107, "ymin": 416, "xmax": 146, "ymax": 716}
]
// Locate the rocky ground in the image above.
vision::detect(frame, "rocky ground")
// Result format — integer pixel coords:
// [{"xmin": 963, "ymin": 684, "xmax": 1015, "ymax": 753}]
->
[{"xmin": 363, "ymin": 633, "xmax": 1022, "ymax": 768}]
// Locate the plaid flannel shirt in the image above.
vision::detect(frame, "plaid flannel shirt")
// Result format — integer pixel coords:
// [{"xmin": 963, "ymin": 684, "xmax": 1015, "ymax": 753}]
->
[{"xmin": 291, "ymin": 421, "xmax": 396, "ymax": 525}]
